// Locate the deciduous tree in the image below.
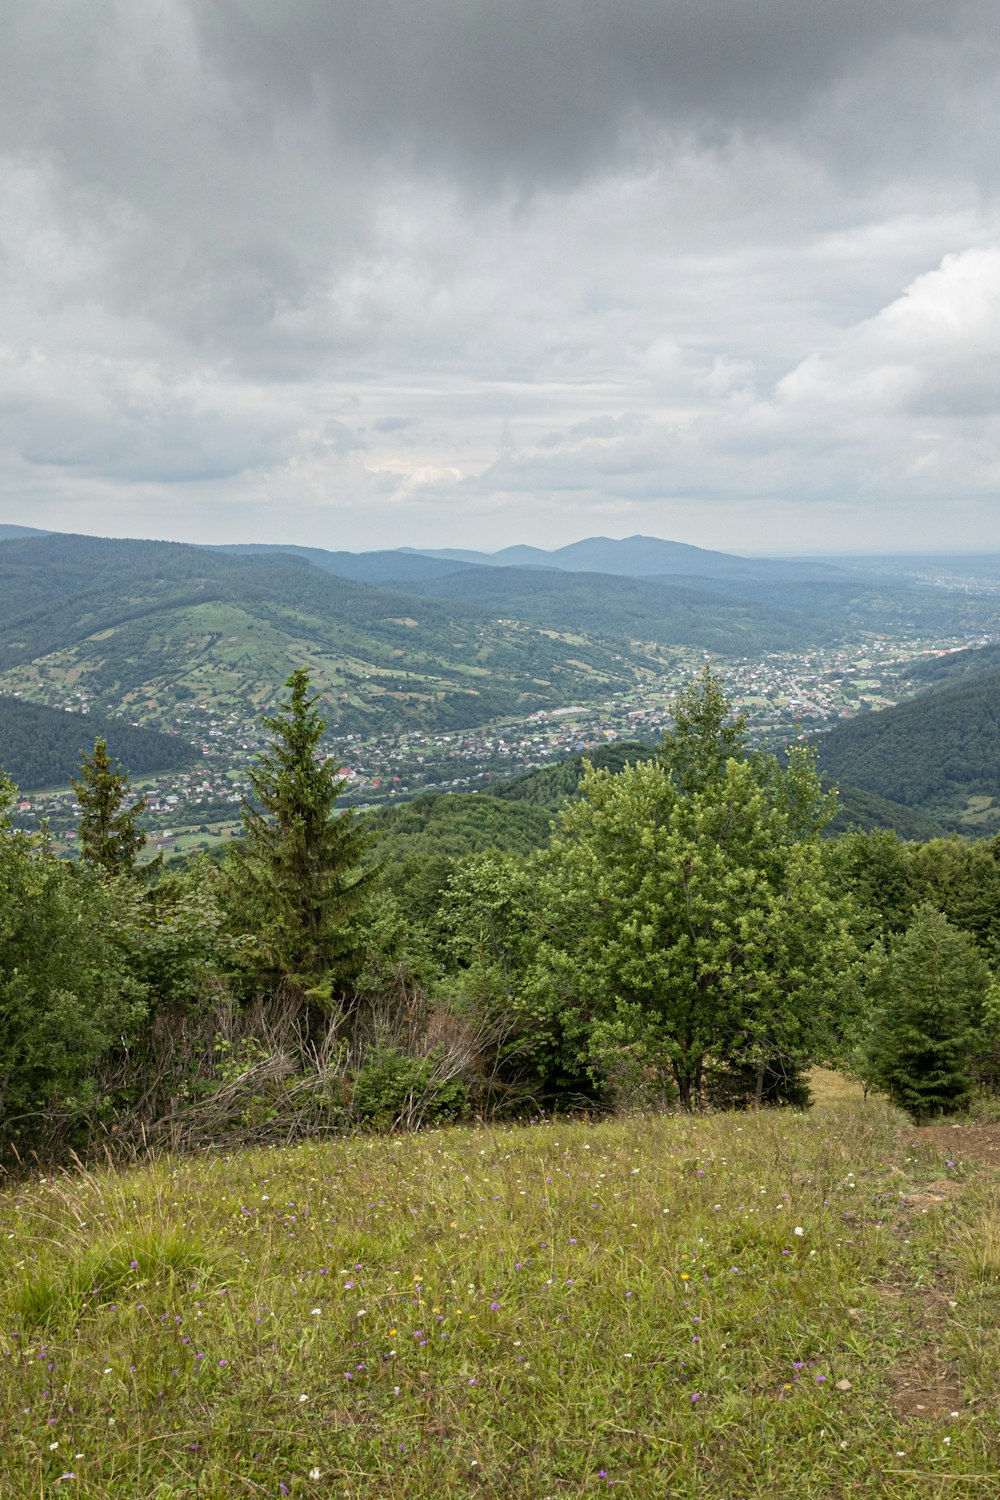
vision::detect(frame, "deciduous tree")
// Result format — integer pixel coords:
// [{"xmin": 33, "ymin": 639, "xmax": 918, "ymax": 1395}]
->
[{"xmin": 536, "ymin": 671, "xmax": 857, "ymax": 1109}]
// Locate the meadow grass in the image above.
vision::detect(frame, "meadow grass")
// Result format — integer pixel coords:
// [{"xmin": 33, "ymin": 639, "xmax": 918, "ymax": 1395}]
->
[{"xmin": 2, "ymin": 1092, "xmax": 999, "ymax": 1498}]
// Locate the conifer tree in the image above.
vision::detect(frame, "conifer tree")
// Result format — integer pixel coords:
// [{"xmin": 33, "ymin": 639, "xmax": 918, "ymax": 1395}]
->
[
  {"xmin": 233, "ymin": 668, "xmax": 376, "ymax": 997},
  {"xmin": 873, "ymin": 904, "xmax": 989, "ymax": 1120},
  {"xmin": 72, "ymin": 737, "xmax": 147, "ymax": 877}
]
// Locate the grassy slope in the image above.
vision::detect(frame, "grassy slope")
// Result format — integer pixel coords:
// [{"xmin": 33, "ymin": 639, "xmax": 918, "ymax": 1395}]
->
[{"xmin": 2, "ymin": 1097, "xmax": 997, "ymax": 1498}]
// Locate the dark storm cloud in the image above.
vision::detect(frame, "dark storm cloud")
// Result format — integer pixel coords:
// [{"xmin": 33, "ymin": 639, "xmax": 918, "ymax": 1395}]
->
[{"xmin": 194, "ymin": 0, "xmax": 997, "ymax": 186}]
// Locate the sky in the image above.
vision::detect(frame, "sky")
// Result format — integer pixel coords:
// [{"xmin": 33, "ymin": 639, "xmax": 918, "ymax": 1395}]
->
[{"xmin": 2, "ymin": 1, "xmax": 1000, "ymax": 556}]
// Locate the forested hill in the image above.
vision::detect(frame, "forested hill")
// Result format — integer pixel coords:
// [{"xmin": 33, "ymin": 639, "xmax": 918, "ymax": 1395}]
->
[
  {"xmin": 905, "ymin": 641, "xmax": 1000, "ymax": 688},
  {"xmin": 825, "ymin": 784, "xmax": 946, "ymax": 840},
  {"xmin": 490, "ymin": 741, "xmax": 658, "ymax": 807},
  {"xmin": 400, "ymin": 566, "xmax": 834, "ymax": 652},
  {"xmin": 0, "ymin": 695, "xmax": 196, "ymax": 791},
  {"xmin": 813, "ymin": 666, "xmax": 1000, "ymax": 826},
  {"xmin": 0, "ymin": 533, "xmax": 667, "ymax": 736}
]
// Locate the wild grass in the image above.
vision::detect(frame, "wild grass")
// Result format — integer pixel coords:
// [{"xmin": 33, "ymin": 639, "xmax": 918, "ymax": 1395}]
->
[{"xmin": 2, "ymin": 1095, "xmax": 1000, "ymax": 1498}]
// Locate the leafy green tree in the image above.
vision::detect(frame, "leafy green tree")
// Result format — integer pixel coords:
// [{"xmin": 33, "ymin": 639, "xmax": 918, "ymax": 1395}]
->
[
  {"xmin": 0, "ymin": 773, "xmax": 145, "ymax": 1149},
  {"xmin": 827, "ymin": 828, "xmax": 914, "ymax": 942},
  {"xmin": 659, "ymin": 666, "xmax": 748, "ymax": 796},
  {"xmin": 536, "ymin": 706, "xmax": 858, "ymax": 1109},
  {"xmin": 229, "ymin": 669, "xmax": 376, "ymax": 1001},
  {"xmin": 438, "ymin": 851, "xmax": 600, "ymax": 1110},
  {"xmin": 72, "ymin": 737, "xmax": 148, "ymax": 876},
  {"xmin": 871, "ymin": 904, "xmax": 990, "ymax": 1120}
]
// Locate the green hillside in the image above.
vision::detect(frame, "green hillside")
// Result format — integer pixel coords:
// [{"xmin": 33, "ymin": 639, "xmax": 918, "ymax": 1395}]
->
[
  {"xmin": 365, "ymin": 792, "xmax": 552, "ymax": 863},
  {"xmin": 813, "ymin": 666, "xmax": 1000, "ymax": 829},
  {"xmin": 0, "ymin": 694, "xmax": 196, "ymax": 791},
  {"xmin": 0, "ymin": 535, "xmax": 664, "ymax": 736},
  {"xmin": 490, "ymin": 740, "xmax": 658, "ymax": 807},
  {"xmin": 826, "ymin": 783, "xmax": 947, "ymax": 839},
  {"xmin": 905, "ymin": 641, "xmax": 1000, "ymax": 687}
]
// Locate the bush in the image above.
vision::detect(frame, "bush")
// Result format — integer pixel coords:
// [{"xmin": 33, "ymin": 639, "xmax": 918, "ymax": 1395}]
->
[
  {"xmin": 351, "ymin": 1047, "xmax": 470, "ymax": 1130},
  {"xmin": 0, "ymin": 783, "xmax": 146, "ymax": 1154}
]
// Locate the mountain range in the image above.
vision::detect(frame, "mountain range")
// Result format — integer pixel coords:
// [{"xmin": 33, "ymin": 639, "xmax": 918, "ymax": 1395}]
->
[{"xmin": 400, "ymin": 534, "xmax": 852, "ymax": 580}]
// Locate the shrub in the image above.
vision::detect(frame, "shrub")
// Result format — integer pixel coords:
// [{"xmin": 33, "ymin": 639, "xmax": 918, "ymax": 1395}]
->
[{"xmin": 351, "ymin": 1047, "xmax": 470, "ymax": 1130}]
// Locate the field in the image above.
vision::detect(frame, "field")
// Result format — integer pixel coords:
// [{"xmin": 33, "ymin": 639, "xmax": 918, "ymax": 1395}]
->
[{"xmin": 3, "ymin": 1087, "xmax": 1000, "ymax": 1498}]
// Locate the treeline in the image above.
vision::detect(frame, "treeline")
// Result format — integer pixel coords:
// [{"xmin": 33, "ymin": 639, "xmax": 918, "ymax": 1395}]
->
[
  {"xmin": 0, "ymin": 695, "xmax": 195, "ymax": 790},
  {"xmin": 4, "ymin": 669, "xmax": 1000, "ymax": 1167}
]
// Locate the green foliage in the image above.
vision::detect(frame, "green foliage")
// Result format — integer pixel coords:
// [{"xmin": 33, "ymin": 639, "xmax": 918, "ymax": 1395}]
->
[
  {"xmin": 535, "ymin": 673, "xmax": 859, "ymax": 1109},
  {"xmin": 109, "ymin": 858, "xmax": 237, "ymax": 1015},
  {"xmin": 831, "ymin": 829, "xmax": 1000, "ymax": 962},
  {"xmin": 0, "ymin": 775, "xmax": 145, "ymax": 1146},
  {"xmin": 351, "ymin": 1047, "xmax": 470, "ymax": 1129},
  {"xmin": 491, "ymin": 741, "xmax": 657, "ymax": 809},
  {"xmin": 365, "ymin": 792, "xmax": 552, "ymax": 862},
  {"xmin": 871, "ymin": 904, "xmax": 990, "ymax": 1120},
  {"xmin": 659, "ymin": 665, "xmax": 749, "ymax": 796},
  {"xmin": 227, "ymin": 669, "xmax": 376, "ymax": 996},
  {"xmin": 906, "ymin": 836, "xmax": 1000, "ymax": 962},
  {"xmin": 363, "ymin": 793, "xmax": 552, "ymax": 928},
  {"xmin": 436, "ymin": 850, "xmax": 599, "ymax": 1109},
  {"xmin": 827, "ymin": 828, "xmax": 915, "ymax": 941},
  {"xmin": 72, "ymin": 737, "xmax": 148, "ymax": 876}
]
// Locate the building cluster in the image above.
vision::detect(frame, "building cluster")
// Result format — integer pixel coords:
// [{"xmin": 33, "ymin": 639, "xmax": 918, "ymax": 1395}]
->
[{"xmin": 12, "ymin": 632, "xmax": 992, "ymax": 854}]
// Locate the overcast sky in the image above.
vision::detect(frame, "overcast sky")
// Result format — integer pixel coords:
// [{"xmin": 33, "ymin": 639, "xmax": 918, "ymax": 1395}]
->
[{"xmin": 2, "ymin": 1, "xmax": 1000, "ymax": 555}]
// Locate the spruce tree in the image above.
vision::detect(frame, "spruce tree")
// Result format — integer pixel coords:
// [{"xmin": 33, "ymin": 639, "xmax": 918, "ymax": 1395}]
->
[
  {"xmin": 234, "ymin": 669, "xmax": 376, "ymax": 997},
  {"xmin": 873, "ymin": 904, "xmax": 989, "ymax": 1120},
  {"xmin": 72, "ymin": 737, "xmax": 147, "ymax": 877}
]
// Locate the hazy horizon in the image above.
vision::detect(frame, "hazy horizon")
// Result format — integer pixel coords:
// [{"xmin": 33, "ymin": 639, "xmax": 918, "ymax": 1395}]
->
[{"xmin": 4, "ymin": 519, "xmax": 998, "ymax": 566}]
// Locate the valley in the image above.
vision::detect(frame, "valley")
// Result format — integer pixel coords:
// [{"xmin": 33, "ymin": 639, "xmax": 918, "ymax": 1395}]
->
[
  {"xmin": 10, "ymin": 629, "xmax": 989, "ymax": 856},
  {"xmin": 2, "ymin": 530, "xmax": 999, "ymax": 854}
]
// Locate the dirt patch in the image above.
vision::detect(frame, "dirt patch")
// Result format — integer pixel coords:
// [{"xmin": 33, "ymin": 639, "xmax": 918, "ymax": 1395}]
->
[
  {"xmin": 914, "ymin": 1121, "xmax": 1000, "ymax": 1167},
  {"xmin": 889, "ymin": 1345, "xmax": 962, "ymax": 1420},
  {"xmin": 898, "ymin": 1178, "xmax": 964, "ymax": 1213},
  {"xmin": 882, "ymin": 1146, "xmax": 975, "ymax": 1420},
  {"xmin": 878, "ymin": 1272, "xmax": 964, "ymax": 1420}
]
